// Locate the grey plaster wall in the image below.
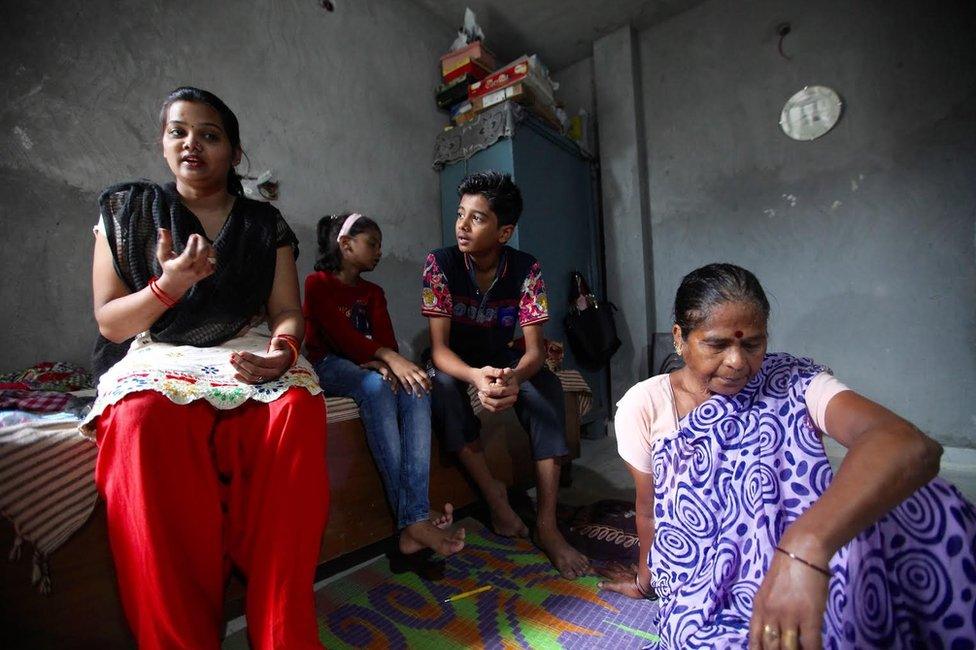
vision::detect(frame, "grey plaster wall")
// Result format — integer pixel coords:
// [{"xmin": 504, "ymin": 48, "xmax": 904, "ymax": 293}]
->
[
  {"xmin": 0, "ymin": 0, "xmax": 450, "ymax": 373},
  {"xmin": 594, "ymin": 27, "xmax": 655, "ymax": 403},
  {"xmin": 553, "ymin": 57, "xmax": 595, "ymax": 119},
  {"xmin": 638, "ymin": 0, "xmax": 976, "ymax": 446}
]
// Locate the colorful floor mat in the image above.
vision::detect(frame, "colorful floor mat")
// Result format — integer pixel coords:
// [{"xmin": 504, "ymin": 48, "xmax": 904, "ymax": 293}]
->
[{"xmin": 315, "ymin": 519, "xmax": 659, "ymax": 649}]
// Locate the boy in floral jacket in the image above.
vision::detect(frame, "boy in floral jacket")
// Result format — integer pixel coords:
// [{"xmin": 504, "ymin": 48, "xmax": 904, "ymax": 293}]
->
[{"xmin": 422, "ymin": 170, "xmax": 589, "ymax": 580}]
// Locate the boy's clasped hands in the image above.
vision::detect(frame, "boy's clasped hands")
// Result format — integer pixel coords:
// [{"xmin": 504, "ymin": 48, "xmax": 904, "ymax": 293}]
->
[{"xmin": 474, "ymin": 366, "xmax": 519, "ymax": 412}]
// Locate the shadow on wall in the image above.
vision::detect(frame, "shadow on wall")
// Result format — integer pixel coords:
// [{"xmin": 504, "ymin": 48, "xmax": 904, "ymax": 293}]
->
[
  {"xmin": 0, "ymin": 167, "xmax": 100, "ymax": 373},
  {"xmin": 610, "ymin": 305, "xmax": 635, "ymax": 361},
  {"xmin": 368, "ymin": 254, "xmax": 428, "ymax": 361},
  {"xmin": 783, "ymin": 289, "xmax": 973, "ymax": 448},
  {"xmin": 600, "ymin": 158, "xmax": 652, "ymax": 397},
  {"xmin": 560, "ymin": 462, "xmax": 636, "ymax": 508},
  {"xmin": 290, "ymin": 221, "xmax": 315, "ymax": 268}
]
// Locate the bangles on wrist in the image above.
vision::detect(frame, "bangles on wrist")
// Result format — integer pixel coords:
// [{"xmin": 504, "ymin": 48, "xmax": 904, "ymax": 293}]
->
[
  {"xmin": 271, "ymin": 334, "xmax": 300, "ymax": 368},
  {"xmin": 634, "ymin": 575, "xmax": 657, "ymax": 600},
  {"xmin": 774, "ymin": 546, "xmax": 831, "ymax": 578},
  {"xmin": 148, "ymin": 276, "xmax": 178, "ymax": 308}
]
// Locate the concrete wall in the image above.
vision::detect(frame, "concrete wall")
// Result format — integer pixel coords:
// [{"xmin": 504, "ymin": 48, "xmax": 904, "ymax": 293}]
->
[
  {"xmin": 0, "ymin": 0, "xmax": 450, "ymax": 373},
  {"xmin": 553, "ymin": 57, "xmax": 595, "ymax": 119},
  {"xmin": 593, "ymin": 27, "xmax": 656, "ymax": 403},
  {"xmin": 637, "ymin": 0, "xmax": 976, "ymax": 446}
]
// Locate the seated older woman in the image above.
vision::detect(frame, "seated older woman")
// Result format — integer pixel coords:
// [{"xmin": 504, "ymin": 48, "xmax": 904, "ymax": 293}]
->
[{"xmin": 600, "ymin": 263, "xmax": 975, "ymax": 649}]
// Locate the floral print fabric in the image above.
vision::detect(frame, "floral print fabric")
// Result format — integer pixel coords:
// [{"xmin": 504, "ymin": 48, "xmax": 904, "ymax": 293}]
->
[
  {"xmin": 518, "ymin": 261, "xmax": 548, "ymax": 326},
  {"xmin": 80, "ymin": 329, "xmax": 322, "ymax": 437},
  {"xmin": 421, "ymin": 254, "xmax": 549, "ymax": 327},
  {"xmin": 421, "ymin": 254, "xmax": 453, "ymax": 318}
]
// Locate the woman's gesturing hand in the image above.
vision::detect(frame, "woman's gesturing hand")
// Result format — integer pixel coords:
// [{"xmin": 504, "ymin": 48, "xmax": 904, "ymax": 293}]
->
[
  {"xmin": 748, "ymin": 551, "xmax": 828, "ymax": 650},
  {"xmin": 156, "ymin": 228, "xmax": 216, "ymax": 296}
]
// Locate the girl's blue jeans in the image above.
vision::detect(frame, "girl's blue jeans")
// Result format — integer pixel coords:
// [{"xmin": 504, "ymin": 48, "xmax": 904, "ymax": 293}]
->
[{"xmin": 314, "ymin": 354, "xmax": 432, "ymax": 530}]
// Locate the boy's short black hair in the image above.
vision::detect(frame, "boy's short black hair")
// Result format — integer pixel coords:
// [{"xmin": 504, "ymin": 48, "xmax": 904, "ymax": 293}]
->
[{"xmin": 457, "ymin": 170, "xmax": 523, "ymax": 227}]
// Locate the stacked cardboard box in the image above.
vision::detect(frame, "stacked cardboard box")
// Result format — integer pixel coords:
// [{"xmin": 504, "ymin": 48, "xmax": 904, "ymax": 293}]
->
[
  {"xmin": 436, "ymin": 41, "xmax": 497, "ymax": 126},
  {"xmin": 436, "ymin": 44, "xmax": 562, "ymax": 130},
  {"xmin": 468, "ymin": 55, "xmax": 560, "ymax": 128},
  {"xmin": 441, "ymin": 41, "xmax": 496, "ymax": 82}
]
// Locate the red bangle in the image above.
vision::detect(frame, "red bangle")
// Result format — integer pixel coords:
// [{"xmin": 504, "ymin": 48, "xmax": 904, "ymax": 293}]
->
[
  {"xmin": 283, "ymin": 341, "xmax": 299, "ymax": 367},
  {"xmin": 271, "ymin": 336, "xmax": 299, "ymax": 367},
  {"xmin": 148, "ymin": 276, "xmax": 177, "ymax": 308}
]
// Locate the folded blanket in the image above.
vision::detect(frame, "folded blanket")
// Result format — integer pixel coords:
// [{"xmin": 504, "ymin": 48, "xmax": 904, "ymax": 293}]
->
[
  {"xmin": 0, "ymin": 361, "xmax": 92, "ymax": 392},
  {"xmin": 0, "ymin": 390, "xmax": 94, "ymax": 415}
]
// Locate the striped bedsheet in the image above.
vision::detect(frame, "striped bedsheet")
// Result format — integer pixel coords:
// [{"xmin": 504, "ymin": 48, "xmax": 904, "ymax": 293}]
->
[
  {"xmin": 0, "ymin": 418, "xmax": 99, "ymax": 594},
  {"xmin": 0, "ymin": 370, "xmax": 590, "ymax": 592}
]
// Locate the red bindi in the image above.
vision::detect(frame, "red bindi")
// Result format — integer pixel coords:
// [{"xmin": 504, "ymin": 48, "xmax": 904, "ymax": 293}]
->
[{"xmin": 734, "ymin": 330, "xmax": 744, "ymax": 338}]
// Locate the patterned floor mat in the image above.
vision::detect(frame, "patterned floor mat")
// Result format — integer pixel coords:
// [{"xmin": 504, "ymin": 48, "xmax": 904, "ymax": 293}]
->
[{"xmin": 316, "ymin": 519, "xmax": 659, "ymax": 649}]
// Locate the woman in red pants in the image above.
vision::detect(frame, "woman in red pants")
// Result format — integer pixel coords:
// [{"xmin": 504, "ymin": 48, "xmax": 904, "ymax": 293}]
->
[{"xmin": 82, "ymin": 86, "xmax": 329, "ymax": 649}]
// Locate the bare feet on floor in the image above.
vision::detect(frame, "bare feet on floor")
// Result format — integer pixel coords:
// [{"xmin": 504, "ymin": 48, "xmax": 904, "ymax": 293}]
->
[
  {"xmin": 430, "ymin": 503, "xmax": 454, "ymax": 529},
  {"xmin": 399, "ymin": 519, "xmax": 466, "ymax": 557},
  {"xmin": 486, "ymin": 479, "xmax": 529, "ymax": 538},
  {"xmin": 535, "ymin": 523, "xmax": 589, "ymax": 579}
]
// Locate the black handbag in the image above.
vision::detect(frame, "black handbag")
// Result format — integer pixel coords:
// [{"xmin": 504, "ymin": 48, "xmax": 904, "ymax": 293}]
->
[{"xmin": 563, "ymin": 271, "xmax": 621, "ymax": 371}]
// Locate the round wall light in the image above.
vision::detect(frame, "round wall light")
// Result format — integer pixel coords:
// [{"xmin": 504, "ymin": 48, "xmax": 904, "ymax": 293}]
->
[{"xmin": 780, "ymin": 86, "xmax": 843, "ymax": 140}]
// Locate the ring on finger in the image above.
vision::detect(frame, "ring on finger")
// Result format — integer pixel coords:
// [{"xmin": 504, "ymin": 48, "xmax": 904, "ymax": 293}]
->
[
  {"xmin": 781, "ymin": 629, "xmax": 798, "ymax": 650},
  {"xmin": 763, "ymin": 624, "xmax": 780, "ymax": 641},
  {"xmin": 207, "ymin": 256, "xmax": 217, "ymax": 265}
]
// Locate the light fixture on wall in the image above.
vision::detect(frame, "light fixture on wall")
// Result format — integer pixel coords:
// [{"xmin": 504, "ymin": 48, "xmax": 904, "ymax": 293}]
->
[
  {"xmin": 241, "ymin": 170, "xmax": 279, "ymax": 201},
  {"xmin": 777, "ymin": 22, "xmax": 792, "ymax": 60},
  {"xmin": 779, "ymin": 86, "xmax": 843, "ymax": 141}
]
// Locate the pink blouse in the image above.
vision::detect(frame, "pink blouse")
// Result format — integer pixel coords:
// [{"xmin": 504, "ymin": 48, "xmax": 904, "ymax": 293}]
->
[{"xmin": 615, "ymin": 372, "xmax": 850, "ymax": 474}]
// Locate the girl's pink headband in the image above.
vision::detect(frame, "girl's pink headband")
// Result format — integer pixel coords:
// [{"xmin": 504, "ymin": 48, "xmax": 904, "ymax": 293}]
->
[{"xmin": 336, "ymin": 213, "xmax": 363, "ymax": 242}]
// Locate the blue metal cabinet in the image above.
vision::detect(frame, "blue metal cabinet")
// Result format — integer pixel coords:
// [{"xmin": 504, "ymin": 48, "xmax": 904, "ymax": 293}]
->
[{"xmin": 438, "ymin": 115, "xmax": 609, "ymax": 431}]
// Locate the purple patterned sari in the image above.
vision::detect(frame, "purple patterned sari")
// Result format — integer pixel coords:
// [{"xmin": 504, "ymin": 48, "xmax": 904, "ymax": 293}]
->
[{"xmin": 649, "ymin": 353, "xmax": 976, "ymax": 649}]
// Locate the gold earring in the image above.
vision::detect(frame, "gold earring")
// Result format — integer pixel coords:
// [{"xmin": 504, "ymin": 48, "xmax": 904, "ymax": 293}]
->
[{"xmin": 674, "ymin": 343, "xmax": 682, "ymax": 356}]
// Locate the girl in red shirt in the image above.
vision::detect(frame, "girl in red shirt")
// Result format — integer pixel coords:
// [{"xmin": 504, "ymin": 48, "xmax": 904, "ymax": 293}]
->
[{"xmin": 304, "ymin": 214, "xmax": 465, "ymax": 557}]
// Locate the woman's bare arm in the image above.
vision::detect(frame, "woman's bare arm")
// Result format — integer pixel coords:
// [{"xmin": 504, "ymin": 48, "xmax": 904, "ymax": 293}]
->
[
  {"xmin": 92, "ymin": 228, "xmax": 214, "ymax": 342},
  {"xmin": 749, "ymin": 391, "xmax": 942, "ymax": 649},
  {"xmin": 598, "ymin": 462, "xmax": 655, "ymax": 599},
  {"xmin": 230, "ymin": 246, "xmax": 304, "ymax": 383},
  {"xmin": 781, "ymin": 390, "xmax": 942, "ymax": 564}
]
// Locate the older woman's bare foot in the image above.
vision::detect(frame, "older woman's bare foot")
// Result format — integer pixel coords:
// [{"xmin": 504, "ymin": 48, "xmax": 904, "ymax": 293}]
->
[
  {"xmin": 430, "ymin": 503, "xmax": 454, "ymax": 529},
  {"xmin": 486, "ymin": 479, "xmax": 529, "ymax": 537},
  {"xmin": 399, "ymin": 520, "xmax": 466, "ymax": 556},
  {"xmin": 535, "ymin": 523, "xmax": 589, "ymax": 579}
]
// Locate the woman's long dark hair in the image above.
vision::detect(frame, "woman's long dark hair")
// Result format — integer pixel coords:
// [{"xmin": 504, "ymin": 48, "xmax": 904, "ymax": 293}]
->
[
  {"xmin": 673, "ymin": 263, "xmax": 770, "ymax": 337},
  {"xmin": 158, "ymin": 86, "xmax": 245, "ymax": 196},
  {"xmin": 314, "ymin": 213, "xmax": 381, "ymax": 272}
]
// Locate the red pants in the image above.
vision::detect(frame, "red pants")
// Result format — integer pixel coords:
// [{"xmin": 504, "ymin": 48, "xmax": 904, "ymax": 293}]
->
[{"xmin": 95, "ymin": 388, "xmax": 329, "ymax": 649}]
